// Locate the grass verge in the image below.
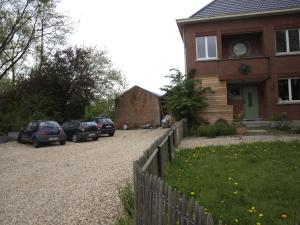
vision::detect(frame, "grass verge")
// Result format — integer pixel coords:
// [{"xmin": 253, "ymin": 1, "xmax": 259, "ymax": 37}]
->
[{"xmin": 164, "ymin": 141, "xmax": 300, "ymax": 225}]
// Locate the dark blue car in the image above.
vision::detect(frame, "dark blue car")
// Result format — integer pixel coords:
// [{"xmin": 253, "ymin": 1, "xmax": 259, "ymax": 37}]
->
[{"xmin": 17, "ymin": 120, "xmax": 66, "ymax": 148}]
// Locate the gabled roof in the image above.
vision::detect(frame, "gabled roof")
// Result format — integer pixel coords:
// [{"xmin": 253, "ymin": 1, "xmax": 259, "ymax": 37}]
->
[
  {"xmin": 124, "ymin": 85, "xmax": 161, "ymax": 98},
  {"xmin": 191, "ymin": 0, "xmax": 300, "ymax": 19}
]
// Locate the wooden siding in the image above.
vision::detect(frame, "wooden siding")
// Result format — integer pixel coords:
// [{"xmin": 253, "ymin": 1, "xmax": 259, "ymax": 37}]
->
[{"xmin": 199, "ymin": 76, "xmax": 233, "ymax": 124}]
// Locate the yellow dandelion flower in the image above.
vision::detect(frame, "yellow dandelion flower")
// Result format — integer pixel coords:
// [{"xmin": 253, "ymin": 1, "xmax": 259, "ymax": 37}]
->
[
  {"xmin": 251, "ymin": 206, "xmax": 255, "ymax": 210},
  {"xmin": 234, "ymin": 182, "xmax": 238, "ymax": 185},
  {"xmin": 228, "ymin": 177, "xmax": 232, "ymax": 180},
  {"xmin": 257, "ymin": 223, "xmax": 261, "ymax": 225},
  {"xmin": 235, "ymin": 219, "xmax": 239, "ymax": 223},
  {"xmin": 191, "ymin": 192, "xmax": 195, "ymax": 196},
  {"xmin": 248, "ymin": 209, "xmax": 253, "ymax": 213},
  {"xmin": 259, "ymin": 213, "xmax": 263, "ymax": 217},
  {"xmin": 205, "ymin": 208, "xmax": 208, "ymax": 211},
  {"xmin": 233, "ymin": 191, "xmax": 238, "ymax": 194},
  {"xmin": 281, "ymin": 214, "xmax": 287, "ymax": 219}
]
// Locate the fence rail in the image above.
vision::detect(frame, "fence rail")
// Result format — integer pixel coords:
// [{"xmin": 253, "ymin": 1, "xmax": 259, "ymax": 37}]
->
[{"xmin": 133, "ymin": 119, "xmax": 221, "ymax": 225}]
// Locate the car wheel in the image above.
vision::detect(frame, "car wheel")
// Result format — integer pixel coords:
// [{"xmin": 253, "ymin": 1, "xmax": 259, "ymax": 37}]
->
[
  {"xmin": 93, "ymin": 137, "xmax": 99, "ymax": 141},
  {"xmin": 33, "ymin": 140, "xmax": 40, "ymax": 148},
  {"xmin": 60, "ymin": 141, "xmax": 66, "ymax": 145},
  {"xmin": 109, "ymin": 133, "xmax": 114, "ymax": 137},
  {"xmin": 17, "ymin": 135, "xmax": 24, "ymax": 144},
  {"xmin": 72, "ymin": 134, "xmax": 78, "ymax": 142}
]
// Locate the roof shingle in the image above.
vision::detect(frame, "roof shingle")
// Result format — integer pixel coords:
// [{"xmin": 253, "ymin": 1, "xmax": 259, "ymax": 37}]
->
[{"xmin": 191, "ymin": 0, "xmax": 300, "ymax": 18}]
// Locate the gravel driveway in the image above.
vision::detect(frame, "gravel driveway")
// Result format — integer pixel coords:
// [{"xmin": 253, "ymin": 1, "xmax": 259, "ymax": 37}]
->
[{"xmin": 0, "ymin": 129, "xmax": 166, "ymax": 225}]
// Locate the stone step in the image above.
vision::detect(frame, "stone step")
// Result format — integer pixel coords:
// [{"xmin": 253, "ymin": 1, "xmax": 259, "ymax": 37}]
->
[{"xmin": 243, "ymin": 120, "xmax": 271, "ymax": 128}]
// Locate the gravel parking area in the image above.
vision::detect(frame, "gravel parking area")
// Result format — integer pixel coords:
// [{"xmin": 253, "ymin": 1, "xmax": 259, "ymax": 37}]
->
[
  {"xmin": 0, "ymin": 129, "xmax": 166, "ymax": 225},
  {"xmin": 179, "ymin": 134, "xmax": 300, "ymax": 149}
]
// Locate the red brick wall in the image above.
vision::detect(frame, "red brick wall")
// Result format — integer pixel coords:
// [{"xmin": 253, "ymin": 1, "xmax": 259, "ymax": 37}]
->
[
  {"xmin": 115, "ymin": 86, "xmax": 161, "ymax": 128},
  {"xmin": 183, "ymin": 12, "xmax": 300, "ymax": 120}
]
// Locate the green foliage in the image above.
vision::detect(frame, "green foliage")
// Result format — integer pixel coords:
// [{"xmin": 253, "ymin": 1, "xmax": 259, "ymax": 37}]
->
[
  {"xmin": 215, "ymin": 118, "xmax": 229, "ymax": 125},
  {"xmin": 233, "ymin": 112, "xmax": 245, "ymax": 127},
  {"xmin": 84, "ymin": 98, "xmax": 115, "ymax": 119},
  {"xmin": 161, "ymin": 69, "xmax": 211, "ymax": 124},
  {"xmin": 190, "ymin": 122, "xmax": 235, "ymax": 138},
  {"xmin": 115, "ymin": 182, "xmax": 134, "ymax": 225},
  {"xmin": 0, "ymin": 47, "xmax": 126, "ymax": 132},
  {"xmin": 165, "ymin": 141, "xmax": 300, "ymax": 225},
  {"xmin": 271, "ymin": 112, "xmax": 292, "ymax": 131}
]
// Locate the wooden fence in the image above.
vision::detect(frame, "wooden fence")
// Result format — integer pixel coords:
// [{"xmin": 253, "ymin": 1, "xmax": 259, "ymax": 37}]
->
[{"xmin": 133, "ymin": 119, "xmax": 221, "ymax": 225}]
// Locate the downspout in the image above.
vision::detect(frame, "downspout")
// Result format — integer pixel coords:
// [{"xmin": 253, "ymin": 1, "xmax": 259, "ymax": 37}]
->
[{"xmin": 182, "ymin": 27, "xmax": 187, "ymax": 75}]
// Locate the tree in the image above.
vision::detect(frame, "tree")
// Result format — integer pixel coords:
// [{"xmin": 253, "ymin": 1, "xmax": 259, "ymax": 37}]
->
[
  {"xmin": 0, "ymin": 0, "xmax": 39, "ymax": 80},
  {"xmin": 0, "ymin": 0, "xmax": 72, "ymax": 81},
  {"xmin": 161, "ymin": 69, "xmax": 211, "ymax": 124}
]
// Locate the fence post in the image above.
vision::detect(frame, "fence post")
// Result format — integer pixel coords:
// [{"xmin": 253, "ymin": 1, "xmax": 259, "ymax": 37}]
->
[
  {"xmin": 167, "ymin": 134, "xmax": 172, "ymax": 162},
  {"xmin": 157, "ymin": 147, "xmax": 162, "ymax": 177}
]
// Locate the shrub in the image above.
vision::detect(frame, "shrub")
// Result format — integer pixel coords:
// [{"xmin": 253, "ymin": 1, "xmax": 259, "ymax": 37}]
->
[
  {"xmin": 271, "ymin": 112, "xmax": 292, "ymax": 131},
  {"xmin": 198, "ymin": 125, "xmax": 217, "ymax": 138},
  {"xmin": 197, "ymin": 123, "xmax": 235, "ymax": 138},
  {"xmin": 115, "ymin": 182, "xmax": 134, "ymax": 225},
  {"xmin": 215, "ymin": 123, "xmax": 235, "ymax": 136},
  {"xmin": 215, "ymin": 118, "xmax": 228, "ymax": 125}
]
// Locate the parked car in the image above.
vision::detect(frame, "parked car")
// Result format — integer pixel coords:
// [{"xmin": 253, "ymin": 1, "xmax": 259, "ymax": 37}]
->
[
  {"xmin": 62, "ymin": 120, "xmax": 99, "ymax": 142},
  {"xmin": 92, "ymin": 117, "xmax": 115, "ymax": 136},
  {"xmin": 17, "ymin": 120, "xmax": 66, "ymax": 148}
]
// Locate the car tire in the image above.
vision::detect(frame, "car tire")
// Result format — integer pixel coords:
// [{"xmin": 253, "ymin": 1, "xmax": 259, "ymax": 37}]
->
[
  {"xmin": 109, "ymin": 133, "xmax": 114, "ymax": 137},
  {"xmin": 33, "ymin": 140, "xmax": 40, "ymax": 148},
  {"xmin": 72, "ymin": 134, "xmax": 78, "ymax": 142},
  {"xmin": 93, "ymin": 137, "xmax": 99, "ymax": 141},
  {"xmin": 60, "ymin": 141, "xmax": 66, "ymax": 145},
  {"xmin": 17, "ymin": 135, "xmax": 24, "ymax": 144}
]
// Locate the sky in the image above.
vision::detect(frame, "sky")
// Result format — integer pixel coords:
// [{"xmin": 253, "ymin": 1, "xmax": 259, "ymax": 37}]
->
[{"xmin": 58, "ymin": 0, "xmax": 214, "ymax": 94}]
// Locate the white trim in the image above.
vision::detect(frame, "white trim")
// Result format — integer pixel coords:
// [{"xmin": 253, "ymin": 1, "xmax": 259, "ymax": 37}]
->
[
  {"xmin": 177, "ymin": 7, "xmax": 300, "ymax": 26},
  {"xmin": 278, "ymin": 77, "xmax": 300, "ymax": 103},
  {"xmin": 195, "ymin": 36, "xmax": 218, "ymax": 60},
  {"xmin": 276, "ymin": 28, "xmax": 300, "ymax": 54}
]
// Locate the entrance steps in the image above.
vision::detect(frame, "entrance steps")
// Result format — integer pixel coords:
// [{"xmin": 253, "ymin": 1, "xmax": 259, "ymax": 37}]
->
[{"xmin": 243, "ymin": 120, "xmax": 271, "ymax": 128}]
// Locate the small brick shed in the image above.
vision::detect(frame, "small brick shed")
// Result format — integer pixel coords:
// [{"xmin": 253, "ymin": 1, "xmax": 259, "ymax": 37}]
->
[{"xmin": 115, "ymin": 86, "xmax": 162, "ymax": 129}]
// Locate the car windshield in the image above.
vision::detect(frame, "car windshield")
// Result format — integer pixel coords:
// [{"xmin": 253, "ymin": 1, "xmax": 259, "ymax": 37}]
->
[
  {"xmin": 39, "ymin": 121, "xmax": 60, "ymax": 129},
  {"xmin": 80, "ymin": 122, "xmax": 96, "ymax": 128},
  {"xmin": 97, "ymin": 118, "xmax": 113, "ymax": 123}
]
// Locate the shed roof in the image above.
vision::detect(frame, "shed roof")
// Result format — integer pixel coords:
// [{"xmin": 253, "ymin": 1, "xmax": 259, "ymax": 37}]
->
[{"xmin": 123, "ymin": 85, "xmax": 161, "ymax": 98}]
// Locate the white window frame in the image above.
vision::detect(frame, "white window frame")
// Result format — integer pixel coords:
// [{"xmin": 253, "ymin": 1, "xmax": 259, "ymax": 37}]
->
[
  {"xmin": 278, "ymin": 77, "xmax": 300, "ymax": 104},
  {"xmin": 276, "ymin": 28, "xmax": 300, "ymax": 55},
  {"xmin": 196, "ymin": 36, "xmax": 218, "ymax": 61}
]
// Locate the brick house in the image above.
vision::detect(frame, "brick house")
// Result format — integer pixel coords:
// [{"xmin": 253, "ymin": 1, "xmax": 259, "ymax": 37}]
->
[
  {"xmin": 177, "ymin": 0, "xmax": 300, "ymax": 123},
  {"xmin": 115, "ymin": 86, "xmax": 161, "ymax": 129}
]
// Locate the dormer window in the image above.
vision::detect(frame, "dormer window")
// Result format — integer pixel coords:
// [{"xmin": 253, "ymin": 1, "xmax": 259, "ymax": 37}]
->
[
  {"xmin": 276, "ymin": 29, "xmax": 300, "ymax": 54},
  {"xmin": 196, "ymin": 36, "xmax": 218, "ymax": 60}
]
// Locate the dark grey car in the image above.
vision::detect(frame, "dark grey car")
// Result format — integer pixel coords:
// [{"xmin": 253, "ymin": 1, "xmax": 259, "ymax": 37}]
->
[
  {"xmin": 17, "ymin": 120, "xmax": 66, "ymax": 148},
  {"xmin": 62, "ymin": 120, "xmax": 99, "ymax": 142}
]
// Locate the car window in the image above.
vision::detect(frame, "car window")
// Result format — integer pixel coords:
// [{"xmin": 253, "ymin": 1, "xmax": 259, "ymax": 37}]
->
[
  {"xmin": 62, "ymin": 122, "xmax": 69, "ymax": 129},
  {"xmin": 80, "ymin": 122, "xmax": 96, "ymax": 128},
  {"xmin": 39, "ymin": 121, "xmax": 60, "ymax": 129},
  {"xmin": 25, "ymin": 122, "xmax": 38, "ymax": 131},
  {"xmin": 97, "ymin": 118, "xmax": 113, "ymax": 123}
]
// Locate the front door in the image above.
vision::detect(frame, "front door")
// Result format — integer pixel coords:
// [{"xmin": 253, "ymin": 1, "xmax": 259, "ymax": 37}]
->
[{"xmin": 242, "ymin": 86, "xmax": 259, "ymax": 120}]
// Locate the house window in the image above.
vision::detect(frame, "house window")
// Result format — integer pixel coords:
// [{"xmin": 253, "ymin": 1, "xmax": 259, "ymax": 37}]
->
[
  {"xmin": 276, "ymin": 29, "xmax": 300, "ymax": 54},
  {"xmin": 196, "ymin": 36, "xmax": 217, "ymax": 60},
  {"xmin": 278, "ymin": 78, "xmax": 300, "ymax": 103}
]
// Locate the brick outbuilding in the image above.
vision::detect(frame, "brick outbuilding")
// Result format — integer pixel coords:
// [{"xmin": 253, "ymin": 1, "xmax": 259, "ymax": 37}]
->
[{"xmin": 115, "ymin": 86, "xmax": 162, "ymax": 129}]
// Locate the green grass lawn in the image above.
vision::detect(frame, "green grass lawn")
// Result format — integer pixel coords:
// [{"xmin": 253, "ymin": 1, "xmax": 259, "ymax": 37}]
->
[{"xmin": 164, "ymin": 141, "xmax": 300, "ymax": 225}]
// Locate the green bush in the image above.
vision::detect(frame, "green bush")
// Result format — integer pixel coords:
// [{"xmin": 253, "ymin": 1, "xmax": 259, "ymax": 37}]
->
[
  {"xmin": 198, "ymin": 125, "xmax": 217, "ymax": 138},
  {"xmin": 271, "ymin": 112, "xmax": 292, "ymax": 131},
  {"xmin": 215, "ymin": 118, "xmax": 228, "ymax": 125},
  {"xmin": 197, "ymin": 123, "xmax": 235, "ymax": 138},
  {"xmin": 115, "ymin": 182, "xmax": 134, "ymax": 225}
]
